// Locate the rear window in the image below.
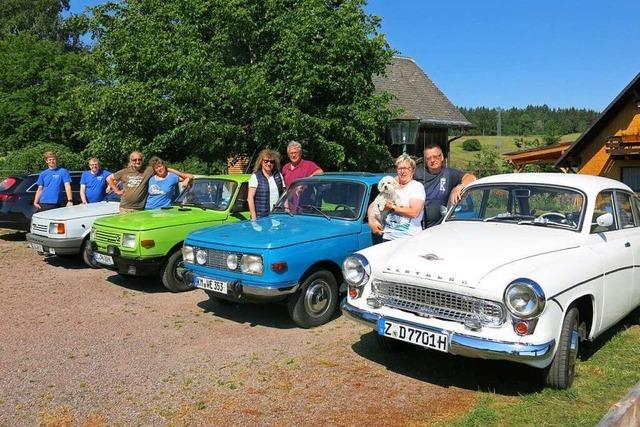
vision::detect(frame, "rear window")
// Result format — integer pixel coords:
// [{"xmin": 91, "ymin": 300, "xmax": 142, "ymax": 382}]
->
[{"xmin": 0, "ymin": 177, "xmax": 19, "ymax": 192}]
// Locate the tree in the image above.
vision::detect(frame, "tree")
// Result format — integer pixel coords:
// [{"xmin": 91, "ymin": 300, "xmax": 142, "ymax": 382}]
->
[
  {"xmin": 466, "ymin": 146, "xmax": 511, "ymax": 178},
  {"xmin": 81, "ymin": 0, "xmax": 394, "ymax": 170}
]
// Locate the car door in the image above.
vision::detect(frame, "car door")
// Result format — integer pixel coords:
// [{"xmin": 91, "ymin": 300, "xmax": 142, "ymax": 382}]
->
[
  {"xmin": 359, "ymin": 184, "xmax": 378, "ymax": 247},
  {"xmin": 588, "ymin": 190, "xmax": 635, "ymax": 330}
]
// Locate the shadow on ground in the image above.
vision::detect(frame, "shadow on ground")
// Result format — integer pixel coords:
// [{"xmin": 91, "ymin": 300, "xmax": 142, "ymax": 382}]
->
[
  {"xmin": 106, "ymin": 273, "xmax": 168, "ymax": 293},
  {"xmin": 43, "ymin": 254, "xmax": 89, "ymax": 270},
  {"xmin": 0, "ymin": 230, "xmax": 26, "ymax": 241},
  {"xmin": 196, "ymin": 298, "xmax": 298, "ymax": 329},
  {"xmin": 351, "ymin": 331, "xmax": 544, "ymax": 395}
]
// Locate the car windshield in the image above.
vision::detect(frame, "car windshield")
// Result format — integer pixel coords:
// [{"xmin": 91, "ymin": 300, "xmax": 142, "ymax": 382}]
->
[
  {"xmin": 174, "ymin": 178, "xmax": 237, "ymax": 211},
  {"xmin": 447, "ymin": 184, "xmax": 585, "ymax": 231},
  {"xmin": 272, "ymin": 180, "xmax": 366, "ymax": 220}
]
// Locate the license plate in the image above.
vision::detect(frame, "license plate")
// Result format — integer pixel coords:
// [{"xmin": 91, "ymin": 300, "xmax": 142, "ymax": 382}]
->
[
  {"xmin": 31, "ymin": 243, "xmax": 44, "ymax": 252},
  {"xmin": 378, "ymin": 319, "xmax": 449, "ymax": 352},
  {"xmin": 196, "ymin": 277, "xmax": 228, "ymax": 294},
  {"xmin": 94, "ymin": 252, "xmax": 114, "ymax": 266}
]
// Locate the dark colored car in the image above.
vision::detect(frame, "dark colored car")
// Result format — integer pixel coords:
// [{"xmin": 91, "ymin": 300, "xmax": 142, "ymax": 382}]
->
[{"xmin": 0, "ymin": 172, "xmax": 83, "ymax": 231}]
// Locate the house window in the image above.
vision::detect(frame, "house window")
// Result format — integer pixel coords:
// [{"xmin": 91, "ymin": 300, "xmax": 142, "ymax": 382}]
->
[{"xmin": 621, "ymin": 167, "xmax": 640, "ymax": 192}]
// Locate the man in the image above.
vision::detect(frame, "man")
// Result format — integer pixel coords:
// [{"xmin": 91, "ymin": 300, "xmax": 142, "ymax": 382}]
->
[
  {"xmin": 80, "ymin": 158, "xmax": 112, "ymax": 203},
  {"xmin": 107, "ymin": 151, "xmax": 188, "ymax": 214},
  {"xmin": 281, "ymin": 140, "xmax": 323, "ymax": 188},
  {"xmin": 33, "ymin": 151, "xmax": 73, "ymax": 212},
  {"xmin": 414, "ymin": 143, "xmax": 476, "ymax": 228}
]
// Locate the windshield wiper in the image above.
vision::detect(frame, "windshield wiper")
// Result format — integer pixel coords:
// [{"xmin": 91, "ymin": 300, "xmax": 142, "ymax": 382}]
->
[
  {"xmin": 175, "ymin": 202, "xmax": 207, "ymax": 211},
  {"xmin": 484, "ymin": 213, "xmax": 534, "ymax": 222},
  {"xmin": 301, "ymin": 205, "xmax": 331, "ymax": 220},
  {"xmin": 272, "ymin": 205, "xmax": 293, "ymax": 217},
  {"xmin": 517, "ymin": 219, "xmax": 575, "ymax": 229}
]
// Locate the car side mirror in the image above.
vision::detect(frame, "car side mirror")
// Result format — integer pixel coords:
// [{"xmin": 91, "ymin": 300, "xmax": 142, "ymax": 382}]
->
[{"xmin": 595, "ymin": 212, "xmax": 613, "ymax": 227}]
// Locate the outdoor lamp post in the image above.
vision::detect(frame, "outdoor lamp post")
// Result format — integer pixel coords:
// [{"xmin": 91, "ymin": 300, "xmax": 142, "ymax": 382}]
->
[{"xmin": 389, "ymin": 119, "xmax": 419, "ymax": 154}]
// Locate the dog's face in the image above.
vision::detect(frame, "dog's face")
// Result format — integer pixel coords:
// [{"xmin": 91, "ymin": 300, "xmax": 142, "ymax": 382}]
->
[{"xmin": 377, "ymin": 176, "xmax": 398, "ymax": 194}]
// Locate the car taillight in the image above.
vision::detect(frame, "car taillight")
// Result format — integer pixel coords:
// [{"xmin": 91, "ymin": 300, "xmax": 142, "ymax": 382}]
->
[
  {"xmin": 0, "ymin": 194, "xmax": 19, "ymax": 201},
  {"xmin": 0, "ymin": 177, "xmax": 17, "ymax": 191}
]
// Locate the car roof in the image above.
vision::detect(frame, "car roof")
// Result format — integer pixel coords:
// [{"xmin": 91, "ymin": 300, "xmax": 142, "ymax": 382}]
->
[
  {"xmin": 471, "ymin": 173, "xmax": 632, "ymax": 194},
  {"xmin": 298, "ymin": 172, "xmax": 387, "ymax": 185},
  {"xmin": 192, "ymin": 174, "xmax": 251, "ymax": 182}
]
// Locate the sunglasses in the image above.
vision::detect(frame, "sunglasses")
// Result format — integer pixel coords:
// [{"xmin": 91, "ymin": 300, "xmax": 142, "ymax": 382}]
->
[{"xmin": 262, "ymin": 159, "xmax": 275, "ymax": 164}]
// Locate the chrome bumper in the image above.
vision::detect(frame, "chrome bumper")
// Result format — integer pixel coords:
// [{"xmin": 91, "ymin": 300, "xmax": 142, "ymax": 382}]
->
[
  {"xmin": 341, "ymin": 299, "xmax": 555, "ymax": 363},
  {"xmin": 183, "ymin": 270, "xmax": 298, "ymax": 300}
]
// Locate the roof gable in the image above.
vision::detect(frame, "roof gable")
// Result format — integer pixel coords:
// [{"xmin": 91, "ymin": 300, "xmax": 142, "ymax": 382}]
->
[{"xmin": 373, "ymin": 56, "xmax": 472, "ymax": 129}]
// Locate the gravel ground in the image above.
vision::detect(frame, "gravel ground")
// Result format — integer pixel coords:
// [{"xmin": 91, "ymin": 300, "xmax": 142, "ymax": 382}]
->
[{"xmin": 0, "ymin": 228, "xmax": 538, "ymax": 426}]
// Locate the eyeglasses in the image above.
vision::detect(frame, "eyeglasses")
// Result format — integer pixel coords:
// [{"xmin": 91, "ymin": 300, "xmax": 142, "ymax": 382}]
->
[
  {"xmin": 426, "ymin": 155, "xmax": 443, "ymax": 161},
  {"xmin": 262, "ymin": 159, "xmax": 275, "ymax": 164},
  {"xmin": 131, "ymin": 158, "xmax": 143, "ymax": 162},
  {"xmin": 397, "ymin": 166, "xmax": 413, "ymax": 171}
]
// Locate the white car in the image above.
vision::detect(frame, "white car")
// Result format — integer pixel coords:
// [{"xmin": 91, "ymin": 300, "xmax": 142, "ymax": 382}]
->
[
  {"xmin": 341, "ymin": 173, "xmax": 640, "ymax": 389},
  {"xmin": 26, "ymin": 198, "xmax": 120, "ymax": 267}
]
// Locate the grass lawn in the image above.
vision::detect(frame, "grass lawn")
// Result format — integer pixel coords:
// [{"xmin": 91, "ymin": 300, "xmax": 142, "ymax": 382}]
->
[
  {"xmin": 444, "ymin": 317, "xmax": 640, "ymax": 427},
  {"xmin": 449, "ymin": 134, "xmax": 581, "ymax": 170}
]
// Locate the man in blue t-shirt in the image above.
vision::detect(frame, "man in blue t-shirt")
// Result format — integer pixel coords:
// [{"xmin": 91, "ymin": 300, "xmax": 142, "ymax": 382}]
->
[
  {"xmin": 33, "ymin": 151, "xmax": 73, "ymax": 211},
  {"xmin": 80, "ymin": 157, "xmax": 112, "ymax": 203},
  {"xmin": 414, "ymin": 143, "xmax": 476, "ymax": 228}
]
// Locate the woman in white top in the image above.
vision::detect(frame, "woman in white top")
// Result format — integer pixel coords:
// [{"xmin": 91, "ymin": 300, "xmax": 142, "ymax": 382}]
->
[
  {"xmin": 368, "ymin": 154, "xmax": 426, "ymax": 241},
  {"xmin": 248, "ymin": 149, "xmax": 286, "ymax": 220}
]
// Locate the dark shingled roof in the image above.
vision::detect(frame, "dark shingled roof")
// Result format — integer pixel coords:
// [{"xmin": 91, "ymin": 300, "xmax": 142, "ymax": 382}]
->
[{"xmin": 373, "ymin": 56, "xmax": 472, "ymax": 129}]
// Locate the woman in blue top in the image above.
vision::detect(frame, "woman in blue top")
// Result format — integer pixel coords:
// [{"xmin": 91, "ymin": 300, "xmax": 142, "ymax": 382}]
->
[{"xmin": 145, "ymin": 156, "xmax": 191, "ymax": 209}]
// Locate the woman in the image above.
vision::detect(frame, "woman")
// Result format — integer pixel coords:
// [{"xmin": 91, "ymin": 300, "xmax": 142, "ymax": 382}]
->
[
  {"xmin": 248, "ymin": 149, "xmax": 285, "ymax": 220},
  {"xmin": 368, "ymin": 154, "xmax": 426, "ymax": 241},
  {"xmin": 145, "ymin": 156, "xmax": 191, "ymax": 209}
]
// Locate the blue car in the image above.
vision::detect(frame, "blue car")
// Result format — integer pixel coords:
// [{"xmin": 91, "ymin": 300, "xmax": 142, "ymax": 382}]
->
[{"xmin": 181, "ymin": 172, "xmax": 385, "ymax": 328}]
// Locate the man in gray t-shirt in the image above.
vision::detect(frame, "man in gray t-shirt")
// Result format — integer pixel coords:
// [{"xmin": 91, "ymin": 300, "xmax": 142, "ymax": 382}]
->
[{"xmin": 414, "ymin": 143, "xmax": 476, "ymax": 228}]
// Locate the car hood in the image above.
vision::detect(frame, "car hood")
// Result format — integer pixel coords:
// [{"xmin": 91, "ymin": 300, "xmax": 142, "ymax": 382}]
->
[
  {"xmin": 382, "ymin": 222, "xmax": 581, "ymax": 288},
  {"xmin": 187, "ymin": 214, "xmax": 357, "ymax": 249},
  {"xmin": 32, "ymin": 202, "xmax": 120, "ymax": 221},
  {"xmin": 93, "ymin": 206, "xmax": 228, "ymax": 231}
]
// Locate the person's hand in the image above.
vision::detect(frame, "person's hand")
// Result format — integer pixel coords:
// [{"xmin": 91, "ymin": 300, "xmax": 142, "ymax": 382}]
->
[
  {"xmin": 369, "ymin": 220, "xmax": 384, "ymax": 235},
  {"xmin": 66, "ymin": 201, "xmax": 74, "ymax": 207},
  {"xmin": 384, "ymin": 200, "xmax": 396, "ymax": 211},
  {"xmin": 82, "ymin": 201, "xmax": 88, "ymax": 205},
  {"xmin": 450, "ymin": 184, "xmax": 464, "ymax": 205},
  {"xmin": 33, "ymin": 202, "xmax": 41, "ymax": 210}
]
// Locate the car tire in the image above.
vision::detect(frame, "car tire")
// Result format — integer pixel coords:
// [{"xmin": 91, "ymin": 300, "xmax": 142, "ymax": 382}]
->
[
  {"xmin": 287, "ymin": 270, "xmax": 338, "ymax": 329},
  {"xmin": 81, "ymin": 239, "xmax": 100, "ymax": 269},
  {"xmin": 544, "ymin": 307, "xmax": 579, "ymax": 389},
  {"xmin": 375, "ymin": 334, "xmax": 403, "ymax": 352},
  {"xmin": 161, "ymin": 250, "xmax": 191, "ymax": 293}
]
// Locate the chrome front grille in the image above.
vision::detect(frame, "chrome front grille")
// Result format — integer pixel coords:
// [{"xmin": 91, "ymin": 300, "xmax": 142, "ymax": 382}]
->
[
  {"xmin": 194, "ymin": 247, "xmax": 242, "ymax": 271},
  {"xmin": 95, "ymin": 230, "xmax": 121, "ymax": 246},
  {"xmin": 31, "ymin": 223, "xmax": 48, "ymax": 234},
  {"xmin": 374, "ymin": 280, "xmax": 505, "ymax": 326}
]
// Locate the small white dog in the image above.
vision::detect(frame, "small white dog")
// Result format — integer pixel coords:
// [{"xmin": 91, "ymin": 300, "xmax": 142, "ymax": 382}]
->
[{"xmin": 372, "ymin": 175, "xmax": 399, "ymax": 225}]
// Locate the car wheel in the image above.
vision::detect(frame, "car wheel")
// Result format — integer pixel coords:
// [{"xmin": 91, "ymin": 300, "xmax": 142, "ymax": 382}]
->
[
  {"xmin": 375, "ymin": 334, "xmax": 403, "ymax": 352},
  {"xmin": 287, "ymin": 270, "xmax": 338, "ymax": 328},
  {"xmin": 204, "ymin": 290, "xmax": 235, "ymax": 305},
  {"xmin": 544, "ymin": 307, "xmax": 579, "ymax": 389},
  {"xmin": 81, "ymin": 239, "xmax": 100, "ymax": 269},
  {"xmin": 161, "ymin": 250, "xmax": 192, "ymax": 293}
]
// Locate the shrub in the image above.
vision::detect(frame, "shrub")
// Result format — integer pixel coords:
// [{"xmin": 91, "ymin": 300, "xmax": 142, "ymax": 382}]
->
[
  {"xmin": 0, "ymin": 143, "xmax": 85, "ymax": 173},
  {"xmin": 462, "ymin": 139, "xmax": 482, "ymax": 152}
]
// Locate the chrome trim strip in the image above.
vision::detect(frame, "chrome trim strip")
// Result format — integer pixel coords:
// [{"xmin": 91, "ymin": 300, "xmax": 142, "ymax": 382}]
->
[
  {"xmin": 242, "ymin": 283, "xmax": 299, "ymax": 297},
  {"xmin": 340, "ymin": 299, "xmax": 555, "ymax": 363}
]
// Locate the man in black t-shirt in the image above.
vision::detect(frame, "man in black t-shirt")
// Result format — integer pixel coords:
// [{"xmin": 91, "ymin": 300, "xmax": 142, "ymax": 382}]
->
[{"xmin": 414, "ymin": 143, "xmax": 476, "ymax": 228}]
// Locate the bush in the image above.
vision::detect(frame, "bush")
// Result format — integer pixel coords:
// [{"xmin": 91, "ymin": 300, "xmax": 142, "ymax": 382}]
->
[
  {"xmin": 0, "ymin": 143, "xmax": 85, "ymax": 173},
  {"xmin": 462, "ymin": 139, "xmax": 482, "ymax": 152}
]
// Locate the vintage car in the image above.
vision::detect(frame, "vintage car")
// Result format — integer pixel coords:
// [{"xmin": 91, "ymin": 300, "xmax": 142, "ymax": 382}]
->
[
  {"xmin": 90, "ymin": 175, "xmax": 250, "ymax": 292},
  {"xmin": 26, "ymin": 193, "xmax": 120, "ymax": 267},
  {"xmin": 181, "ymin": 172, "xmax": 385, "ymax": 328},
  {"xmin": 341, "ymin": 173, "xmax": 640, "ymax": 389}
]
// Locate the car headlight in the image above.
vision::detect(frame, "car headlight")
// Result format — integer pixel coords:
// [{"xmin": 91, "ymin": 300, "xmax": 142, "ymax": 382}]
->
[
  {"xmin": 226, "ymin": 253, "xmax": 238, "ymax": 270},
  {"xmin": 241, "ymin": 254, "xmax": 263, "ymax": 275},
  {"xmin": 182, "ymin": 245, "xmax": 194, "ymax": 263},
  {"xmin": 122, "ymin": 233, "xmax": 137, "ymax": 248},
  {"xmin": 49, "ymin": 222, "xmax": 65, "ymax": 234},
  {"xmin": 342, "ymin": 254, "xmax": 370, "ymax": 286},
  {"xmin": 504, "ymin": 278, "xmax": 546, "ymax": 319},
  {"xmin": 196, "ymin": 249, "xmax": 208, "ymax": 265}
]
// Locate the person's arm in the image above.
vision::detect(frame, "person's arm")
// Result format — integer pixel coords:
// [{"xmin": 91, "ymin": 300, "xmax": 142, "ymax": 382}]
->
[
  {"xmin": 310, "ymin": 167, "xmax": 323, "ymax": 176},
  {"xmin": 167, "ymin": 167, "xmax": 192, "ymax": 181},
  {"xmin": 384, "ymin": 198, "xmax": 424, "ymax": 218},
  {"xmin": 248, "ymin": 186, "xmax": 257, "ymax": 220},
  {"xmin": 33, "ymin": 186, "xmax": 43, "ymax": 209},
  {"xmin": 367, "ymin": 201, "xmax": 383, "ymax": 235},
  {"xmin": 64, "ymin": 182, "xmax": 73, "ymax": 206},
  {"xmin": 80, "ymin": 184, "xmax": 88, "ymax": 204},
  {"xmin": 449, "ymin": 172, "xmax": 477, "ymax": 205},
  {"xmin": 107, "ymin": 174, "xmax": 123, "ymax": 196}
]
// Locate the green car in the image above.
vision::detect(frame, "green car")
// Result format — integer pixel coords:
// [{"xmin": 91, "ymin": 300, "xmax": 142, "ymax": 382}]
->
[{"xmin": 90, "ymin": 174, "xmax": 251, "ymax": 292}]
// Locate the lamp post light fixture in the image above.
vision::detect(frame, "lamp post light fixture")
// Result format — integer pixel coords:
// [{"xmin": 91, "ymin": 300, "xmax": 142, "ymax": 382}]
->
[{"xmin": 389, "ymin": 119, "xmax": 420, "ymax": 154}]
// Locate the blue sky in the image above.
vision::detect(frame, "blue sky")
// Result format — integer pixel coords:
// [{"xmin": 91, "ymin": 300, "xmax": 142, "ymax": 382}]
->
[{"xmin": 69, "ymin": 0, "xmax": 640, "ymax": 111}]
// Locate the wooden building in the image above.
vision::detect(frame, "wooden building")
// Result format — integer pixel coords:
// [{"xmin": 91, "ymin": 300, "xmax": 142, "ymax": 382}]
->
[
  {"xmin": 556, "ymin": 73, "xmax": 640, "ymax": 190},
  {"xmin": 372, "ymin": 56, "xmax": 472, "ymax": 160},
  {"xmin": 503, "ymin": 142, "xmax": 572, "ymax": 172}
]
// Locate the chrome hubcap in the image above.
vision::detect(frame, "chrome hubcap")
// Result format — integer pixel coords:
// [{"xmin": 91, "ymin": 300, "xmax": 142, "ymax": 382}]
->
[{"xmin": 304, "ymin": 279, "xmax": 331, "ymax": 317}]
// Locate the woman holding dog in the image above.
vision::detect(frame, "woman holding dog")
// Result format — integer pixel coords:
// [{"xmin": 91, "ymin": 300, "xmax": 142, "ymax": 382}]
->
[{"xmin": 367, "ymin": 154, "xmax": 426, "ymax": 241}]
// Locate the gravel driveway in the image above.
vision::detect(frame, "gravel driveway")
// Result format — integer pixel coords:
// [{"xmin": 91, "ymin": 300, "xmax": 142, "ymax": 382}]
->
[{"xmin": 0, "ymin": 229, "xmax": 494, "ymax": 426}]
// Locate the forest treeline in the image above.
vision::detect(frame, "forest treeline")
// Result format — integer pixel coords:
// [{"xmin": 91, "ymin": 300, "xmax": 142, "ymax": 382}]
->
[{"xmin": 458, "ymin": 106, "xmax": 600, "ymax": 137}]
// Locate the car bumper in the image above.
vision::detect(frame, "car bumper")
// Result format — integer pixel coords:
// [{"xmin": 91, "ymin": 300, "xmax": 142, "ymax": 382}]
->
[
  {"xmin": 341, "ymin": 299, "xmax": 555, "ymax": 364},
  {"xmin": 91, "ymin": 246, "xmax": 164, "ymax": 276},
  {"xmin": 26, "ymin": 233, "xmax": 83, "ymax": 255},
  {"xmin": 183, "ymin": 270, "xmax": 299, "ymax": 302}
]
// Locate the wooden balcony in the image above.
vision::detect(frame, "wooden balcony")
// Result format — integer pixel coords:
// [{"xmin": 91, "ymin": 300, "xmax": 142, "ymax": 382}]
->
[{"xmin": 606, "ymin": 136, "xmax": 640, "ymax": 157}]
